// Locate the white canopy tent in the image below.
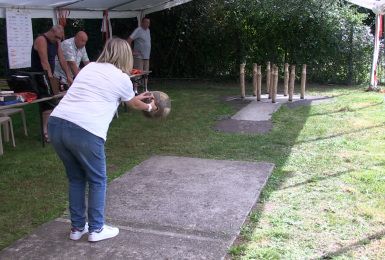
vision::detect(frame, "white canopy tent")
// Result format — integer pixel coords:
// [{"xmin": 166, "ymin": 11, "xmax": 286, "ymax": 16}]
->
[
  {"xmin": 1, "ymin": 0, "xmax": 193, "ymax": 69},
  {"xmin": 347, "ymin": 0, "xmax": 385, "ymax": 88},
  {"xmin": 0, "ymin": 0, "xmax": 193, "ymax": 19}
]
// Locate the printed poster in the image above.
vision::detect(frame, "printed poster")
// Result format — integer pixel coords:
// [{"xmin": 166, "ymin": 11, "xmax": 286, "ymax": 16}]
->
[{"xmin": 6, "ymin": 8, "xmax": 33, "ymax": 69}]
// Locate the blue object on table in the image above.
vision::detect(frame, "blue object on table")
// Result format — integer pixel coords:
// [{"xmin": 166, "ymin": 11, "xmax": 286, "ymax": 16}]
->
[{"xmin": 0, "ymin": 100, "xmax": 23, "ymax": 106}]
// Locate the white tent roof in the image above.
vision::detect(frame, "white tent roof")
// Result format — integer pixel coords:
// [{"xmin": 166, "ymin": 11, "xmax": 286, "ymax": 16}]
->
[
  {"xmin": 346, "ymin": 0, "xmax": 385, "ymax": 88},
  {"xmin": 346, "ymin": 0, "xmax": 385, "ymax": 14},
  {"xmin": 0, "ymin": 0, "xmax": 193, "ymax": 18}
]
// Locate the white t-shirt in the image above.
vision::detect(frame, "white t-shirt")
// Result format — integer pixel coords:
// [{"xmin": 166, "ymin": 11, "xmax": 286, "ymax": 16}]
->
[
  {"xmin": 54, "ymin": 37, "xmax": 89, "ymax": 84},
  {"xmin": 51, "ymin": 62, "xmax": 135, "ymax": 140},
  {"xmin": 130, "ymin": 27, "xmax": 151, "ymax": 60}
]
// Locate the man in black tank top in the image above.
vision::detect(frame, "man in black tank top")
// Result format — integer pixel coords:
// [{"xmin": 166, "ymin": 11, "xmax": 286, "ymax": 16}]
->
[
  {"xmin": 31, "ymin": 25, "xmax": 72, "ymax": 83},
  {"xmin": 31, "ymin": 25, "xmax": 73, "ymax": 142}
]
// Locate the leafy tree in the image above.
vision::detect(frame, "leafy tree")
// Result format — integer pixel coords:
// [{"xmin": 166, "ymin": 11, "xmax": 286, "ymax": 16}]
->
[{"xmin": 147, "ymin": 0, "xmax": 372, "ymax": 84}]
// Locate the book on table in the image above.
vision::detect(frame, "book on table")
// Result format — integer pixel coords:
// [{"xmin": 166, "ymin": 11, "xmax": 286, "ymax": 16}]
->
[{"xmin": 0, "ymin": 94, "xmax": 18, "ymax": 102}]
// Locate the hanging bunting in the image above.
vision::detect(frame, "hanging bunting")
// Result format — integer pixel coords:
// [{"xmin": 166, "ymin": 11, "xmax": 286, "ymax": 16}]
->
[
  {"xmin": 101, "ymin": 10, "xmax": 112, "ymax": 43},
  {"xmin": 57, "ymin": 8, "xmax": 70, "ymax": 28}
]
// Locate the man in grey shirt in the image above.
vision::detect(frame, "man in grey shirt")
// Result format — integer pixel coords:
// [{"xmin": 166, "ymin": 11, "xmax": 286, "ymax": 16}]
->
[
  {"xmin": 127, "ymin": 17, "xmax": 151, "ymax": 72},
  {"xmin": 54, "ymin": 31, "xmax": 90, "ymax": 85}
]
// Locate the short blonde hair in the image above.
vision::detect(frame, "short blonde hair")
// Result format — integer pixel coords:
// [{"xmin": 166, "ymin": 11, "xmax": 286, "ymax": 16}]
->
[
  {"xmin": 51, "ymin": 24, "xmax": 64, "ymax": 34},
  {"xmin": 96, "ymin": 38, "xmax": 133, "ymax": 74},
  {"xmin": 50, "ymin": 24, "xmax": 64, "ymax": 39}
]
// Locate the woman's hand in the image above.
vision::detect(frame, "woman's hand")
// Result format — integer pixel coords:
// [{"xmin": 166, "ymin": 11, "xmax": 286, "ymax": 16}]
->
[
  {"xmin": 148, "ymin": 98, "xmax": 158, "ymax": 111},
  {"xmin": 138, "ymin": 92, "xmax": 158, "ymax": 111},
  {"xmin": 136, "ymin": 91, "xmax": 154, "ymax": 101},
  {"xmin": 126, "ymin": 91, "xmax": 157, "ymax": 111}
]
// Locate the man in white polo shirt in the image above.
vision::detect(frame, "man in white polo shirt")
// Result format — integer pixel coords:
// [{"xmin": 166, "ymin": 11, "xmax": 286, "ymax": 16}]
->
[
  {"xmin": 54, "ymin": 31, "xmax": 90, "ymax": 85},
  {"xmin": 127, "ymin": 17, "xmax": 151, "ymax": 72}
]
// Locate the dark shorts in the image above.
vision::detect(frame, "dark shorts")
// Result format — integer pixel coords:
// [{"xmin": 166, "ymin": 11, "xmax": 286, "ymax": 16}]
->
[{"xmin": 40, "ymin": 99, "xmax": 59, "ymax": 112}]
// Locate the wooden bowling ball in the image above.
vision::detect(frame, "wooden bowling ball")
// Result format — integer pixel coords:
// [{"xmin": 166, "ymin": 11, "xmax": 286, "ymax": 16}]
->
[{"xmin": 143, "ymin": 91, "xmax": 171, "ymax": 119}]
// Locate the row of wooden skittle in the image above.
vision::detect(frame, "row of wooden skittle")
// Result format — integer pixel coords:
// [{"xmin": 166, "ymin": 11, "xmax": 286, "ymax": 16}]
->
[{"xmin": 240, "ymin": 62, "xmax": 307, "ymax": 103}]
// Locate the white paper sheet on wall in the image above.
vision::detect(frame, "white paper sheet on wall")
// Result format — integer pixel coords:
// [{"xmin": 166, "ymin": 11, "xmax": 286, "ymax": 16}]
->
[{"xmin": 6, "ymin": 8, "xmax": 33, "ymax": 69}]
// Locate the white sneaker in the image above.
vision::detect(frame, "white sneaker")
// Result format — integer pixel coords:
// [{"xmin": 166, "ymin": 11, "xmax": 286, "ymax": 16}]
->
[
  {"xmin": 69, "ymin": 223, "xmax": 89, "ymax": 240},
  {"xmin": 88, "ymin": 225, "xmax": 119, "ymax": 242}
]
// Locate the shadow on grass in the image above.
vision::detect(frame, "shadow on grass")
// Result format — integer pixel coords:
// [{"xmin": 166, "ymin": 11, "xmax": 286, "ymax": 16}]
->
[
  {"xmin": 318, "ymin": 229, "xmax": 385, "ymax": 259},
  {"xmin": 295, "ymin": 123, "xmax": 385, "ymax": 145},
  {"xmin": 279, "ymin": 163, "xmax": 385, "ymax": 191}
]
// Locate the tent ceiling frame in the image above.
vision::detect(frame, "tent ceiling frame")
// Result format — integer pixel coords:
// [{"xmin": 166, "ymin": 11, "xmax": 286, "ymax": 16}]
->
[{"xmin": 0, "ymin": 0, "xmax": 193, "ymax": 18}]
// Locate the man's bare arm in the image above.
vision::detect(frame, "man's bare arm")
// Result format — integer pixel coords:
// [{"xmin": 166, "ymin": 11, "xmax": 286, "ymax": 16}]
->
[
  {"xmin": 67, "ymin": 61, "xmax": 80, "ymax": 77},
  {"xmin": 57, "ymin": 44, "xmax": 73, "ymax": 85},
  {"xmin": 34, "ymin": 36, "xmax": 52, "ymax": 77}
]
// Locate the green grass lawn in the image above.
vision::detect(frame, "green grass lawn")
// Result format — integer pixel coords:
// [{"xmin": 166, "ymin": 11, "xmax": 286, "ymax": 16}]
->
[{"xmin": 0, "ymin": 81, "xmax": 384, "ymax": 259}]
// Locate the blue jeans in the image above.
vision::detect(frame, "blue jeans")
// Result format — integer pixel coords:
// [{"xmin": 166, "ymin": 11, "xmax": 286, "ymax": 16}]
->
[{"xmin": 48, "ymin": 116, "xmax": 106, "ymax": 232}]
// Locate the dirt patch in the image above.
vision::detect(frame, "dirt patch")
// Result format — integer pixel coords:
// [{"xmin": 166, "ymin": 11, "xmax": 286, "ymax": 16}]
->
[
  {"xmin": 219, "ymin": 96, "xmax": 253, "ymax": 110},
  {"xmin": 107, "ymin": 164, "xmax": 118, "ymax": 172},
  {"xmin": 214, "ymin": 119, "xmax": 272, "ymax": 134}
]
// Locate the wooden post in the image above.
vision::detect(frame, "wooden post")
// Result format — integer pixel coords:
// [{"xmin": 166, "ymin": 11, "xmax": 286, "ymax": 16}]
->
[
  {"xmin": 300, "ymin": 64, "xmax": 307, "ymax": 99},
  {"xmin": 272, "ymin": 66, "xmax": 275, "ymax": 97},
  {"xmin": 272, "ymin": 66, "xmax": 278, "ymax": 103},
  {"xmin": 284, "ymin": 63, "xmax": 289, "ymax": 96},
  {"xmin": 266, "ymin": 62, "xmax": 271, "ymax": 95},
  {"xmin": 288, "ymin": 65, "xmax": 296, "ymax": 102},
  {"xmin": 240, "ymin": 63, "xmax": 246, "ymax": 98},
  {"xmin": 268, "ymin": 65, "xmax": 274, "ymax": 99},
  {"xmin": 257, "ymin": 65, "xmax": 262, "ymax": 101},
  {"xmin": 252, "ymin": 63, "xmax": 258, "ymax": 96}
]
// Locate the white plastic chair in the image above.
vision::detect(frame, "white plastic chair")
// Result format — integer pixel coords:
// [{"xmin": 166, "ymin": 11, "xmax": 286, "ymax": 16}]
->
[
  {"xmin": 0, "ymin": 116, "xmax": 16, "ymax": 155},
  {"xmin": 0, "ymin": 108, "xmax": 28, "ymax": 136}
]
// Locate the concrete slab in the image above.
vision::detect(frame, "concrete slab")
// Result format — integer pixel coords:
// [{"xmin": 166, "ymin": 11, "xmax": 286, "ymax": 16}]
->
[
  {"xmin": 0, "ymin": 156, "xmax": 274, "ymax": 260},
  {"xmin": 231, "ymin": 94, "xmax": 331, "ymax": 122},
  {"xmin": 0, "ymin": 220, "xmax": 227, "ymax": 260},
  {"xmin": 107, "ymin": 156, "xmax": 274, "ymax": 235},
  {"xmin": 231, "ymin": 101, "xmax": 281, "ymax": 121}
]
